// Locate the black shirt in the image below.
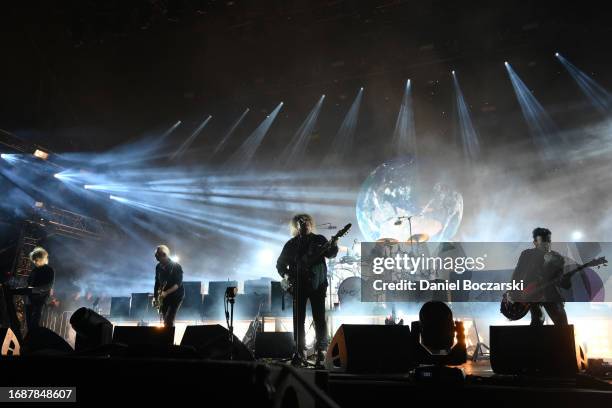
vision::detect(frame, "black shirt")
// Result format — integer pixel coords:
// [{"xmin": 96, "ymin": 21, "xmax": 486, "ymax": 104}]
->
[
  {"xmin": 155, "ymin": 261, "xmax": 185, "ymax": 303},
  {"xmin": 276, "ymin": 233, "xmax": 338, "ymax": 290},
  {"xmin": 28, "ymin": 264, "xmax": 55, "ymax": 304},
  {"xmin": 511, "ymin": 248, "xmax": 567, "ymax": 302}
]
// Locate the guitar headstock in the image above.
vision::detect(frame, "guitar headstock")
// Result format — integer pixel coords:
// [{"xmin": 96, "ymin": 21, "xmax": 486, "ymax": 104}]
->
[
  {"xmin": 585, "ymin": 256, "xmax": 608, "ymax": 269},
  {"xmin": 334, "ymin": 223, "xmax": 352, "ymax": 240}
]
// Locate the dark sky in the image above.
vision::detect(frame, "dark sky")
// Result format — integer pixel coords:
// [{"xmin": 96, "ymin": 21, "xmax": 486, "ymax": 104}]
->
[{"xmin": 1, "ymin": 0, "xmax": 610, "ymax": 164}]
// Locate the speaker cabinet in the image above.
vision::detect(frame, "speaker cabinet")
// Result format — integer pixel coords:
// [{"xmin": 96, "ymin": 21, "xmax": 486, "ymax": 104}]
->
[
  {"xmin": 23, "ymin": 327, "xmax": 73, "ymax": 355},
  {"xmin": 113, "ymin": 326, "xmax": 175, "ymax": 347},
  {"xmin": 490, "ymin": 325, "xmax": 587, "ymax": 375},
  {"xmin": 325, "ymin": 324, "xmax": 416, "ymax": 373},
  {"xmin": 181, "ymin": 324, "xmax": 254, "ymax": 361},
  {"xmin": 254, "ymin": 332, "xmax": 294, "ymax": 359}
]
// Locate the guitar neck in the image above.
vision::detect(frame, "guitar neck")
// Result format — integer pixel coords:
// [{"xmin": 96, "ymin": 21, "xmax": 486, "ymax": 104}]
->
[{"xmin": 558, "ymin": 263, "xmax": 588, "ymax": 282}]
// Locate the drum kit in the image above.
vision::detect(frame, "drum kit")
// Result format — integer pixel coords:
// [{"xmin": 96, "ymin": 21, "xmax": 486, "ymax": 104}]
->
[{"xmin": 328, "ymin": 233, "xmax": 431, "ymax": 308}]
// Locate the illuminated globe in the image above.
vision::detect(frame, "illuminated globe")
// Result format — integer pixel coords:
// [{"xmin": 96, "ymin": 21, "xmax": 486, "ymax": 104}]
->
[{"xmin": 356, "ymin": 156, "xmax": 463, "ymax": 242}]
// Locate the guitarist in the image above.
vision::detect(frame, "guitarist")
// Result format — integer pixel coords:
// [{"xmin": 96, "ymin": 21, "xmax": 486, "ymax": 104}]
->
[
  {"xmin": 154, "ymin": 245, "xmax": 185, "ymax": 327},
  {"xmin": 510, "ymin": 228, "xmax": 570, "ymax": 325},
  {"xmin": 276, "ymin": 214, "xmax": 339, "ymax": 366}
]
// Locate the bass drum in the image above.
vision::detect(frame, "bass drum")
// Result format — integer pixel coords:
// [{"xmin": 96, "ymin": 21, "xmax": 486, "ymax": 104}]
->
[{"xmin": 337, "ymin": 277, "xmax": 363, "ymax": 305}]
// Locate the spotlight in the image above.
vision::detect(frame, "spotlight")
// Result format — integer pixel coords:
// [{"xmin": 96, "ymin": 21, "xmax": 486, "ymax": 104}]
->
[
  {"xmin": 53, "ymin": 173, "xmax": 60, "ymax": 179},
  {"xmin": 571, "ymin": 230, "xmax": 583, "ymax": 241},
  {"xmin": 33, "ymin": 149, "xmax": 49, "ymax": 160},
  {"xmin": 84, "ymin": 185, "xmax": 91, "ymax": 189},
  {"xmin": 419, "ymin": 301, "xmax": 455, "ymax": 352},
  {"xmin": 360, "ymin": 87, "xmax": 364, "ymax": 90},
  {"xmin": 451, "ymin": 70, "xmax": 455, "ymax": 75},
  {"xmin": 555, "ymin": 52, "xmax": 560, "ymax": 57},
  {"xmin": 0, "ymin": 153, "xmax": 7, "ymax": 160},
  {"xmin": 109, "ymin": 195, "xmax": 118, "ymax": 200},
  {"xmin": 70, "ymin": 307, "xmax": 113, "ymax": 351},
  {"xmin": 504, "ymin": 61, "xmax": 509, "ymax": 66},
  {"xmin": 410, "ymin": 301, "xmax": 467, "ymax": 382},
  {"xmin": 173, "ymin": 255, "xmax": 181, "ymax": 263},
  {"xmin": 257, "ymin": 249, "xmax": 275, "ymax": 265}
]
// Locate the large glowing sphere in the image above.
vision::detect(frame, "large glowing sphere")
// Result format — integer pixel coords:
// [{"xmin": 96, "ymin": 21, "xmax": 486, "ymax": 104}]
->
[{"xmin": 356, "ymin": 156, "xmax": 463, "ymax": 242}]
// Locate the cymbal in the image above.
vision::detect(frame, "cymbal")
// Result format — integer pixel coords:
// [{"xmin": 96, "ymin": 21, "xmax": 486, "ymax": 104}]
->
[
  {"xmin": 376, "ymin": 237, "xmax": 399, "ymax": 246},
  {"xmin": 407, "ymin": 233, "xmax": 429, "ymax": 243}
]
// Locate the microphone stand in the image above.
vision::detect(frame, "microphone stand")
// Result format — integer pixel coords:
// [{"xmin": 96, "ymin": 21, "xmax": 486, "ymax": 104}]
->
[
  {"xmin": 225, "ymin": 287, "xmax": 237, "ymax": 360},
  {"xmin": 293, "ymin": 233, "xmax": 303, "ymax": 365}
]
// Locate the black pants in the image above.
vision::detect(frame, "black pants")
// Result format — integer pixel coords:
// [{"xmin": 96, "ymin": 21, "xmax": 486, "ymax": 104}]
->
[
  {"xmin": 25, "ymin": 301, "xmax": 44, "ymax": 332},
  {"xmin": 530, "ymin": 302, "xmax": 568, "ymax": 326},
  {"xmin": 293, "ymin": 284, "xmax": 327, "ymax": 352},
  {"xmin": 161, "ymin": 298, "xmax": 183, "ymax": 327}
]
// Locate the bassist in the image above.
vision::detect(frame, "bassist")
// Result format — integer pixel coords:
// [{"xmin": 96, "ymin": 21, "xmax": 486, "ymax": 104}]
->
[
  {"xmin": 510, "ymin": 228, "xmax": 570, "ymax": 325},
  {"xmin": 154, "ymin": 245, "xmax": 185, "ymax": 327},
  {"xmin": 276, "ymin": 214, "xmax": 339, "ymax": 366}
]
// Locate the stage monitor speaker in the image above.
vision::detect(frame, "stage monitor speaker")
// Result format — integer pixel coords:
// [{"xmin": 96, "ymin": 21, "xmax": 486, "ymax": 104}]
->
[
  {"xmin": 22, "ymin": 327, "xmax": 73, "ymax": 355},
  {"xmin": 490, "ymin": 324, "xmax": 587, "ymax": 375},
  {"xmin": 254, "ymin": 332, "xmax": 294, "ymax": 359},
  {"xmin": 180, "ymin": 324, "xmax": 254, "ymax": 361},
  {"xmin": 325, "ymin": 324, "xmax": 415, "ymax": 373},
  {"xmin": 113, "ymin": 326, "xmax": 175, "ymax": 347},
  {"xmin": 0, "ymin": 327, "xmax": 20, "ymax": 356}
]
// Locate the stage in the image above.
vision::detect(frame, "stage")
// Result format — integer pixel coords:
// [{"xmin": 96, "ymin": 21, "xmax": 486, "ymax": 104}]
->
[{"xmin": 1, "ymin": 355, "xmax": 611, "ymax": 406}]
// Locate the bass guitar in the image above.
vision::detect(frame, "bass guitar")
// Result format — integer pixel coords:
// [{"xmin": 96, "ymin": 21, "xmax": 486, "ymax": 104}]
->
[{"xmin": 500, "ymin": 256, "xmax": 607, "ymax": 320}]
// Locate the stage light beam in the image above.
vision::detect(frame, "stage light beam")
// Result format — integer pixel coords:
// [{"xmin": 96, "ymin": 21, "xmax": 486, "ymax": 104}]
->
[
  {"xmin": 1, "ymin": 153, "xmax": 20, "ymax": 164},
  {"xmin": 392, "ymin": 79, "xmax": 417, "ymax": 156},
  {"xmin": 213, "ymin": 108, "xmax": 250, "ymax": 155},
  {"xmin": 505, "ymin": 62, "xmax": 563, "ymax": 162},
  {"xmin": 171, "ymin": 115, "xmax": 212, "ymax": 160},
  {"xmin": 556, "ymin": 53, "xmax": 612, "ymax": 113},
  {"xmin": 452, "ymin": 72, "xmax": 481, "ymax": 161},
  {"xmin": 323, "ymin": 87, "xmax": 364, "ymax": 164},
  {"xmin": 228, "ymin": 102, "xmax": 284, "ymax": 168},
  {"xmin": 283, "ymin": 95, "xmax": 326, "ymax": 167}
]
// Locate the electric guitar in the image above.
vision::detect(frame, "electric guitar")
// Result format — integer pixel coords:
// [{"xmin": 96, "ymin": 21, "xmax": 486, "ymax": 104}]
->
[
  {"xmin": 281, "ymin": 223, "xmax": 352, "ymax": 294},
  {"xmin": 152, "ymin": 280, "xmax": 167, "ymax": 312},
  {"xmin": 500, "ymin": 256, "xmax": 607, "ymax": 320}
]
